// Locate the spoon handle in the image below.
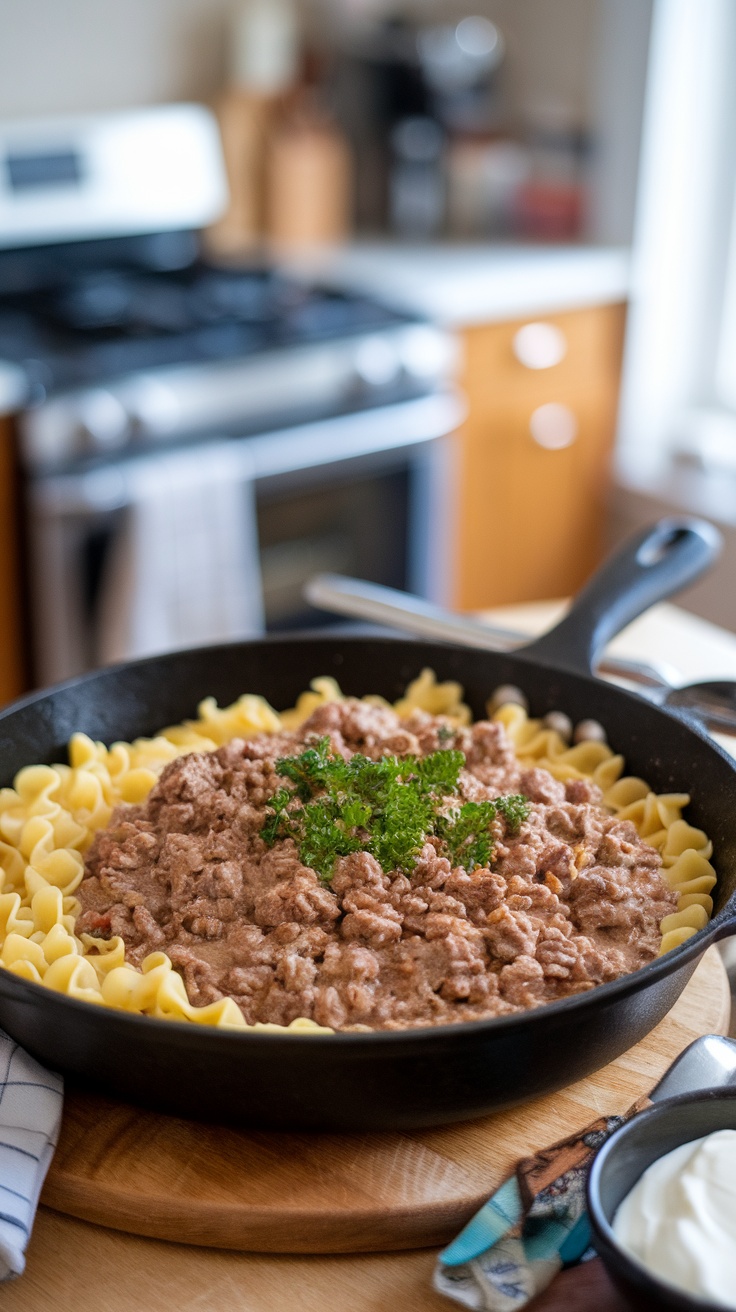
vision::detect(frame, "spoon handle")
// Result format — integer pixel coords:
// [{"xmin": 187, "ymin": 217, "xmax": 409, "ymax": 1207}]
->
[
  {"xmin": 304, "ymin": 574, "xmax": 678, "ymax": 692},
  {"xmin": 665, "ymin": 682, "xmax": 736, "ymax": 735}
]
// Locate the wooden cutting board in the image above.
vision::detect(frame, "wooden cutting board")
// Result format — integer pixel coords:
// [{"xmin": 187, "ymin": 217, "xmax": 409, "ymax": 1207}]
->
[{"xmin": 40, "ymin": 948, "xmax": 731, "ymax": 1255}]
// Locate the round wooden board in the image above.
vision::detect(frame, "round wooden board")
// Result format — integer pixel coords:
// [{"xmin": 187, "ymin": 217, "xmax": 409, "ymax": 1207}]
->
[{"xmin": 41, "ymin": 948, "xmax": 731, "ymax": 1255}]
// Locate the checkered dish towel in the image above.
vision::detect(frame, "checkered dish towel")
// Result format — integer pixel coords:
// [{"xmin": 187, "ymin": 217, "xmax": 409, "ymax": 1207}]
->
[{"xmin": 0, "ymin": 1034, "xmax": 62, "ymax": 1280}]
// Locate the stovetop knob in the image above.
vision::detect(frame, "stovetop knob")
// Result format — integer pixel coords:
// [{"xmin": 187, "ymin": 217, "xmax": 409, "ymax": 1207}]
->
[
  {"xmin": 353, "ymin": 336, "xmax": 402, "ymax": 389},
  {"xmin": 124, "ymin": 377, "xmax": 182, "ymax": 438},
  {"xmin": 74, "ymin": 388, "xmax": 129, "ymax": 453},
  {"xmin": 398, "ymin": 325, "xmax": 460, "ymax": 380}
]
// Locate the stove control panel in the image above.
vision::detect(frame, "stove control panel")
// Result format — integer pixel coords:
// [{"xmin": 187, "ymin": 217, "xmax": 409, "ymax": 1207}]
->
[
  {"xmin": 0, "ymin": 105, "xmax": 228, "ymax": 249},
  {"xmin": 20, "ymin": 324, "xmax": 461, "ymax": 471}
]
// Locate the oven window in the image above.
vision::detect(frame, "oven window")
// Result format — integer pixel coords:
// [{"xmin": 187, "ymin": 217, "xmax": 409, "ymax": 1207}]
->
[{"xmin": 256, "ymin": 469, "xmax": 409, "ymax": 630}]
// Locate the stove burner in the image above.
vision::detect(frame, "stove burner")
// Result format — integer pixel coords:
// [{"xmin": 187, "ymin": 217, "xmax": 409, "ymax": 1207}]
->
[
  {"xmin": 0, "ymin": 240, "xmax": 407, "ymax": 393},
  {"xmin": 54, "ymin": 274, "xmax": 191, "ymax": 333}
]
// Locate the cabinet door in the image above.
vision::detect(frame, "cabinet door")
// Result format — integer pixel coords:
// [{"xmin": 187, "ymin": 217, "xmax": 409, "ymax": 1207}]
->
[{"xmin": 454, "ymin": 303, "xmax": 626, "ymax": 611}]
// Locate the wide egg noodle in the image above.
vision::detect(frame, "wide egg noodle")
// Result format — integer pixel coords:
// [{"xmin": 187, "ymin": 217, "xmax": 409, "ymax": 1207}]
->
[
  {"xmin": 0, "ymin": 673, "xmax": 716, "ymax": 1028},
  {"xmin": 393, "ymin": 668, "xmax": 472, "ymax": 725}
]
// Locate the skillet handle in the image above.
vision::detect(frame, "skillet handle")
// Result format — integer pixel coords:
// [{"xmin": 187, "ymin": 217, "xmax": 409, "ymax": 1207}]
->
[{"xmin": 523, "ymin": 518, "xmax": 722, "ymax": 676}]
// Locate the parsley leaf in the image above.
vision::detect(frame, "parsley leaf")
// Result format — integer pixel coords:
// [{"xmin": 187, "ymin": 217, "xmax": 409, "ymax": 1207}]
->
[
  {"xmin": 298, "ymin": 799, "xmax": 362, "ymax": 878},
  {"xmin": 416, "ymin": 749, "xmax": 464, "ymax": 795},
  {"xmin": 494, "ymin": 794, "xmax": 532, "ymax": 832},
  {"xmin": 275, "ymin": 736, "xmax": 347, "ymax": 800},
  {"xmin": 438, "ymin": 801, "xmax": 497, "ymax": 872},
  {"xmin": 368, "ymin": 783, "xmax": 434, "ymax": 874},
  {"xmin": 260, "ymin": 787, "xmax": 294, "ymax": 846}
]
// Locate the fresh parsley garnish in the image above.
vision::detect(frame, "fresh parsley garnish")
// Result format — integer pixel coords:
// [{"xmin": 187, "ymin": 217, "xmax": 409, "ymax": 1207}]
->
[
  {"xmin": 437, "ymin": 801, "xmax": 497, "ymax": 872},
  {"xmin": 493, "ymin": 794, "xmax": 533, "ymax": 832},
  {"xmin": 261, "ymin": 737, "xmax": 530, "ymax": 881}
]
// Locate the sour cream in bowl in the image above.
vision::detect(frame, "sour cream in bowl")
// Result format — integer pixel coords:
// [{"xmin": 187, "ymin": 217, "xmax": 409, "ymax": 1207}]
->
[
  {"xmin": 587, "ymin": 1092, "xmax": 736, "ymax": 1312},
  {"xmin": 614, "ymin": 1129, "xmax": 736, "ymax": 1303}
]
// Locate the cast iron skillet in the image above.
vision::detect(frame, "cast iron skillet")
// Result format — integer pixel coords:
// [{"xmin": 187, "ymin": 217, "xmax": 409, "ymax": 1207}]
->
[{"xmin": 0, "ymin": 519, "xmax": 733, "ymax": 1131}]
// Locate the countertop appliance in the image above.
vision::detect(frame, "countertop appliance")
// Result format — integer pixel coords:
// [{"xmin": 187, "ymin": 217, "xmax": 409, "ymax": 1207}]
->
[{"xmin": 0, "ymin": 105, "xmax": 461, "ymax": 686}]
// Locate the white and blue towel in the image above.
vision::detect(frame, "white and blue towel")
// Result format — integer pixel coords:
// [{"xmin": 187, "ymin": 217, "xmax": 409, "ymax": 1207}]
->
[{"xmin": 0, "ymin": 1035, "xmax": 62, "ymax": 1280}]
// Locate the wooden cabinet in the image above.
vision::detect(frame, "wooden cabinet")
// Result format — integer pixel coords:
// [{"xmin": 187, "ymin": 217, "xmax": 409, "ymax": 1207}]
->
[
  {"xmin": 0, "ymin": 417, "xmax": 26, "ymax": 704},
  {"xmin": 453, "ymin": 302, "xmax": 627, "ymax": 611}
]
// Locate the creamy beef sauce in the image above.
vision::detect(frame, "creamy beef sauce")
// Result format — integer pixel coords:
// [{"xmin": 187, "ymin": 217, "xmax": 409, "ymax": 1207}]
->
[{"xmin": 76, "ymin": 702, "xmax": 677, "ymax": 1030}]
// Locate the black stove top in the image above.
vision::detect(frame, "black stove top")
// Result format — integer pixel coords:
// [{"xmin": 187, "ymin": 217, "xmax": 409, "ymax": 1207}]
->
[{"xmin": 0, "ymin": 232, "xmax": 409, "ymax": 399}]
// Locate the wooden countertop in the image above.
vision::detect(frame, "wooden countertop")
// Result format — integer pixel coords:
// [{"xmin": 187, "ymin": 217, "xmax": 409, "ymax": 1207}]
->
[
  {"xmin": 4, "ymin": 950, "xmax": 730, "ymax": 1312},
  {"xmin": 5, "ymin": 599, "xmax": 735, "ymax": 1312},
  {"xmin": 481, "ymin": 598, "xmax": 736, "ymax": 689}
]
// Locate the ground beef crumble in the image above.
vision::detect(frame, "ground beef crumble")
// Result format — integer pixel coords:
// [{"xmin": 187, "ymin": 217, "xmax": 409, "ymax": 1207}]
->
[{"xmin": 76, "ymin": 701, "xmax": 677, "ymax": 1030}]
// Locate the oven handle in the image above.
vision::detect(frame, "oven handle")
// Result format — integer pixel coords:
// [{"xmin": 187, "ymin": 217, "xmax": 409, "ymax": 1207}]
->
[{"xmin": 28, "ymin": 391, "xmax": 466, "ymax": 517}]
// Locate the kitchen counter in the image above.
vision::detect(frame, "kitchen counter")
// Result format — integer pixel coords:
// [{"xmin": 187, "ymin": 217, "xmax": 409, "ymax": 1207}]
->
[
  {"xmin": 3, "ymin": 598, "xmax": 734, "ymax": 1312},
  {"xmin": 483, "ymin": 597, "xmax": 736, "ymax": 699},
  {"xmin": 286, "ymin": 243, "xmax": 632, "ymax": 614},
  {"xmin": 611, "ymin": 449, "xmax": 736, "ymax": 635},
  {"xmin": 286, "ymin": 242, "xmax": 630, "ymax": 328}
]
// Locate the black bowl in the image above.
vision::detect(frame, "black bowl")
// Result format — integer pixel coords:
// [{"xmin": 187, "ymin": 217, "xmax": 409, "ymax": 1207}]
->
[{"xmin": 587, "ymin": 1091, "xmax": 736, "ymax": 1311}]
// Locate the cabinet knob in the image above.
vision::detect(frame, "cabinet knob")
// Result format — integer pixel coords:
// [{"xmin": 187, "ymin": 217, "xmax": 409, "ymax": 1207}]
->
[
  {"xmin": 529, "ymin": 402, "xmax": 578, "ymax": 450},
  {"xmin": 513, "ymin": 321, "xmax": 567, "ymax": 369}
]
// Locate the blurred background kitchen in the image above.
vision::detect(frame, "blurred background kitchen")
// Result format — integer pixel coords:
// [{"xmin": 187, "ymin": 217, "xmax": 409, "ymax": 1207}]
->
[{"xmin": 0, "ymin": 0, "xmax": 733, "ymax": 699}]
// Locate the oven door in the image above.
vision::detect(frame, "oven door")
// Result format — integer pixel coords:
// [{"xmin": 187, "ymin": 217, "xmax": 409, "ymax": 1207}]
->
[{"xmin": 27, "ymin": 391, "xmax": 464, "ymax": 685}]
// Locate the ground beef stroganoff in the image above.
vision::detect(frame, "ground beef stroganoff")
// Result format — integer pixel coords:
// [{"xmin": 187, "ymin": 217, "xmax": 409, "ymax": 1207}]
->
[{"xmin": 76, "ymin": 700, "xmax": 678, "ymax": 1031}]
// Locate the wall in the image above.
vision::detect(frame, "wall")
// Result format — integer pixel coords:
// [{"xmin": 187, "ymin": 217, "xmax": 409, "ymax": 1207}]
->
[
  {"xmin": 0, "ymin": 0, "xmax": 651, "ymax": 242},
  {"xmin": 0, "ymin": 0, "xmax": 237, "ymax": 116},
  {"xmin": 0, "ymin": 0, "xmax": 598, "ymax": 129},
  {"xmin": 587, "ymin": 0, "xmax": 654, "ymax": 243}
]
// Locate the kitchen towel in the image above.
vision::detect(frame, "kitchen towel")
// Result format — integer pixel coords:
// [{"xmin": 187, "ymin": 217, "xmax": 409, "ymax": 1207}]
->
[
  {"xmin": 98, "ymin": 444, "xmax": 265, "ymax": 667},
  {"xmin": 433, "ymin": 1096, "xmax": 649, "ymax": 1311},
  {"xmin": 0, "ymin": 1033, "xmax": 62, "ymax": 1280}
]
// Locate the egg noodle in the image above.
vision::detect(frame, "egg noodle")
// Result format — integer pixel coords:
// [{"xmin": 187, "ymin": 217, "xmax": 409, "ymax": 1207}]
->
[{"xmin": 0, "ymin": 671, "xmax": 716, "ymax": 1031}]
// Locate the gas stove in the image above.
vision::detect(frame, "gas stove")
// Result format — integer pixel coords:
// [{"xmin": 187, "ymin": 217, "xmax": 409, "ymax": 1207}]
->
[
  {"xmin": 4, "ymin": 232, "xmax": 450, "ymax": 470},
  {"xmin": 0, "ymin": 105, "xmax": 455, "ymax": 470},
  {"xmin": 0, "ymin": 104, "xmax": 461, "ymax": 686},
  {"xmin": 18, "ymin": 285, "xmax": 451, "ymax": 471}
]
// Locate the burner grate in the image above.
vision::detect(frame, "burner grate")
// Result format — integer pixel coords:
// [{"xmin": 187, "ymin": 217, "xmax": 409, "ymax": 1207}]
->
[{"xmin": 0, "ymin": 253, "xmax": 408, "ymax": 392}]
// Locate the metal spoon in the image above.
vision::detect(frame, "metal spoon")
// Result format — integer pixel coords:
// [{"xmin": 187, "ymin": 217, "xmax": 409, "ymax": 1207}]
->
[
  {"xmin": 663, "ymin": 681, "xmax": 736, "ymax": 734},
  {"xmin": 304, "ymin": 573, "xmax": 736, "ymax": 736}
]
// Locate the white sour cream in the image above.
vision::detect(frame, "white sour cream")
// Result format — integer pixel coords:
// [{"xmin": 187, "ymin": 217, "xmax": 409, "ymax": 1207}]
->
[{"xmin": 612, "ymin": 1128, "xmax": 736, "ymax": 1307}]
